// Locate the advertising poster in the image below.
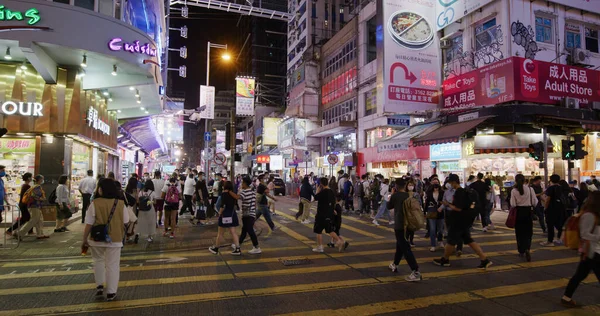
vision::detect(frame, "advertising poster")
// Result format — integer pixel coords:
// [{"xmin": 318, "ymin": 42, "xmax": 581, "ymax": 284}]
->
[
  {"xmin": 430, "ymin": 142, "xmax": 462, "ymax": 161},
  {"xmin": 199, "ymin": 85, "xmax": 215, "ymax": 119},
  {"xmin": 378, "ymin": 0, "xmax": 441, "ymax": 114},
  {"xmin": 435, "ymin": 0, "xmax": 495, "ymax": 31},
  {"xmin": 442, "ymin": 57, "xmax": 600, "ymax": 110},
  {"xmin": 262, "ymin": 118, "xmax": 279, "ymax": 145},
  {"xmin": 236, "ymin": 77, "xmax": 256, "ymax": 116}
]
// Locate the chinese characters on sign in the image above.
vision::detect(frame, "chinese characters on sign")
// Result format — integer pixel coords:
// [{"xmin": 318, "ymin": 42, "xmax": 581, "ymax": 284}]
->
[
  {"xmin": 430, "ymin": 142, "xmax": 462, "ymax": 161},
  {"xmin": 0, "ymin": 139, "xmax": 36, "ymax": 153},
  {"xmin": 387, "ymin": 115, "xmax": 410, "ymax": 127},
  {"xmin": 108, "ymin": 38, "xmax": 157, "ymax": 57},
  {"xmin": 199, "ymin": 85, "xmax": 215, "ymax": 119},
  {"xmin": 87, "ymin": 107, "xmax": 110, "ymax": 135},
  {"xmin": 322, "ymin": 67, "xmax": 358, "ymax": 105},
  {"xmin": 235, "ymin": 77, "xmax": 256, "ymax": 116},
  {"xmin": 257, "ymin": 155, "xmax": 270, "ymax": 164},
  {"xmin": 442, "ymin": 57, "xmax": 600, "ymax": 110}
]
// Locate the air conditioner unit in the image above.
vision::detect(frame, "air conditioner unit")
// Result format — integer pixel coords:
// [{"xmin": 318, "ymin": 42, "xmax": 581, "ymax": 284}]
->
[
  {"xmin": 562, "ymin": 97, "xmax": 580, "ymax": 109},
  {"xmin": 569, "ymin": 48, "xmax": 589, "ymax": 64},
  {"xmin": 440, "ymin": 39, "xmax": 453, "ymax": 49}
]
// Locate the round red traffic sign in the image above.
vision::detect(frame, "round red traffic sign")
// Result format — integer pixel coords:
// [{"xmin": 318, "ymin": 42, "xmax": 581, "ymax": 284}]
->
[
  {"xmin": 327, "ymin": 154, "xmax": 338, "ymax": 165},
  {"xmin": 214, "ymin": 152, "xmax": 226, "ymax": 165}
]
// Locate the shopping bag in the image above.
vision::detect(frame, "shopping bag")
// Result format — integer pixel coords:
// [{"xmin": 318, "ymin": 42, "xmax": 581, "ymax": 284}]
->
[{"xmin": 505, "ymin": 207, "xmax": 517, "ymax": 228}]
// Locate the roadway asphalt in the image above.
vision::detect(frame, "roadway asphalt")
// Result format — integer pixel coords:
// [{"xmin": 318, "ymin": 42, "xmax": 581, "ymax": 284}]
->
[{"xmin": 0, "ymin": 196, "xmax": 598, "ymax": 315}]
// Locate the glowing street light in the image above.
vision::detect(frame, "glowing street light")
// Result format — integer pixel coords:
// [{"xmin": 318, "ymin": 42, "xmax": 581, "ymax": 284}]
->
[{"xmin": 222, "ymin": 52, "xmax": 232, "ymax": 61}]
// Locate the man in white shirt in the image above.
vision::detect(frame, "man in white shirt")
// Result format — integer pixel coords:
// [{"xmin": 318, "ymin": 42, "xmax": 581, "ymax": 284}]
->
[
  {"xmin": 151, "ymin": 171, "xmax": 166, "ymax": 226},
  {"xmin": 180, "ymin": 173, "xmax": 197, "ymax": 215},
  {"xmin": 79, "ymin": 170, "xmax": 97, "ymax": 223}
]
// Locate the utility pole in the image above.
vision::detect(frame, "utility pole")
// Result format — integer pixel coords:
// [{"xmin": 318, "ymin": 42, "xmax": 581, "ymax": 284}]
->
[
  {"xmin": 229, "ymin": 108, "xmax": 236, "ymax": 181},
  {"xmin": 542, "ymin": 127, "xmax": 549, "ymax": 186}
]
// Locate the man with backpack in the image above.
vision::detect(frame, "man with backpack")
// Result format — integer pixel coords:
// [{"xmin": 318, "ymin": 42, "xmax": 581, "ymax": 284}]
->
[
  {"xmin": 541, "ymin": 174, "xmax": 568, "ymax": 247},
  {"xmin": 434, "ymin": 174, "xmax": 493, "ymax": 269},
  {"xmin": 387, "ymin": 178, "xmax": 421, "ymax": 282},
  {"xmin": 359, "ymin": 174, "xmax": 370, "ymax": 216}
]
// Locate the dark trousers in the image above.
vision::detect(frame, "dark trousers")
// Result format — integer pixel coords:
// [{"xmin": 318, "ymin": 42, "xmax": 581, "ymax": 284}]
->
[
  {"xmin": 515, "ymin": 206, "xmax": 533, "ymax": 254},
  {"xmin": 7, "ymin": 205, "xmax": 30, "ymax": 233},
  {"xmin": 180, "ymin": 194, "xmax": 194, "ymax": 215},
  {"xmin": 393, "ymin": 229, "xmax": 419, "ymax": 271},
  {"xmin": 239, "ymin": 216, "xmax": 259, "ymax": 247},
  {"xmin": 564, "ymin": 254, "xmax": 600, "ymax": 298},
  {"xmin": 256, "ymin": 205, "xmax": 275, "ymax": 230},
  {"xmin": 535, "ymin": 205, "xmax": 546, "ymax": 232},
  {"xmin": 81, "ymin": 193, "xmax": 92, "ymax": 223},
  {"xmin": 344, "ymin": 196, "xmax": 354, "ymax": 211},
  {"xmin": 546, "ymin": 210, "xmax": 564, "ymax": 243},
  {"xmin": 361, "ymin": 198, "xmax": 370, "ymax": 214}
]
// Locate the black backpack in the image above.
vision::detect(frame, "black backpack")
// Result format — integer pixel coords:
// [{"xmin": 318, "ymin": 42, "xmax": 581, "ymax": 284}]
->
[
  {"xmin": 138, "ymin": 192, "xmax": 153, "ymax": 211},
  {"xmin": 48, "ymin": 188, "xmax": 57, "ymax": 205},
  {"xmin": 465, "ymin": 188, "xmax": 481, "ymax": 219}
]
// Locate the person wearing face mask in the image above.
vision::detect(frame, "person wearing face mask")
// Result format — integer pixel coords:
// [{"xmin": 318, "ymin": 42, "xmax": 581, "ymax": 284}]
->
[
  {"xmin": 406, "ymin": 180, "xmax": 421, "ymax": 247},
  {"xmin": 442, "ymin": 179, "xmax": 463, "ymax": 256},
  {"xmin": 16, "ymin": 175, "xmax": 48, "ymax": 240},
  {"xmin": 425, "ymin": 183, "xmax": 445, "ymax": 252}
]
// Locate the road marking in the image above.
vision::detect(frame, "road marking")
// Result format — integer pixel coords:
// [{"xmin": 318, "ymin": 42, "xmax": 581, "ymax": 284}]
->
[
  {"xmin": 276, "ymin": 279, "xmax": 570, "ymax": 316},
  {"xmin": 0, "ymin": 276, "xmax": 575, "ymax": 316},
  {"xmin": 272, "ymin": 219, "xmax": 312, "ymax": 242},
  {"xmin": 279, "ymin": 211, "xmax": 385, "ymax": 239},
  {"xmin": 0, "ymin": 247, "xmax": 575, "ymax": 298}
]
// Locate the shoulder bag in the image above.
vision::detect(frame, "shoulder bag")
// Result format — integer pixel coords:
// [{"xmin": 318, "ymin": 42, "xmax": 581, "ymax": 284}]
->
[{"xmin": 91, "ymin": 199, "xmax": 119, "ymax": 243}]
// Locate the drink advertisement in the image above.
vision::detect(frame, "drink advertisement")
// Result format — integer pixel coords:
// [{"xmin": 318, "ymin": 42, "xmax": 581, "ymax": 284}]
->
[
  {"xmin": 442, "ymin": 57, "xmax": 600, "ymax": 110},
  {"xmin": 377, "ymin": 0, "xmax": 441, "ymax": 114}
]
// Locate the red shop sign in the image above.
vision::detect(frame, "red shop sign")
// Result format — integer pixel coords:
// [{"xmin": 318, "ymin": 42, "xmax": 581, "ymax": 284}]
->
[
  {"xmin": 257, "ymin": 155, "xmax": 270, "ymax": 164},
  {"xmin": 442, "ymin": 57, "xmax": 600, "ymax": 110}
]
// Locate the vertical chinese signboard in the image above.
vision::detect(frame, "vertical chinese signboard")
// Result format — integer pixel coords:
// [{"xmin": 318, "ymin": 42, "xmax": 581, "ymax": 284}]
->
[
  {"xmin": 199, "ymin": 85, "xmax": 215, "ymax": 119},
  {"xmin": 377, "ymin": 0, "xmax": 441, "ymax": 114},
  {"xmin": 442, "ymin": 57, "xmax": 600, "ymax": 110},
  {"xmin": 236, "ymin": 77, "xmax": 256, "ymax": 116}
]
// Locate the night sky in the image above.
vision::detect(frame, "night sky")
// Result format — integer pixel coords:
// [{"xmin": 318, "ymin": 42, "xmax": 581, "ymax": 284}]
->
[{"xmin": 169, "ymin": 8, "xmax": 244, "ymax": 110}]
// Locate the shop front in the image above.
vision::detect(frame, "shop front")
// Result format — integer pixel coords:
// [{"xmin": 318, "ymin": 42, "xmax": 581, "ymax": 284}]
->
[
  {"xmin": 0, "ymin": 138, "xmax": 37, "ymax": 205},
  {"xmin": 358, "ymin": 145, "xmax": 430, "ymax": 179}
]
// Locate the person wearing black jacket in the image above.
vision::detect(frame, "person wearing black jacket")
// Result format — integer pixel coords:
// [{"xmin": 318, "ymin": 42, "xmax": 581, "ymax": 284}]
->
[
  {"xmin": 298, "ymin": 177, "xmax": 315, "ymax": 223},
  {"xmin": 541, "ymin": 174, "xmax": 568, "ymax": 247},
  {"xmin": 424, "ymin": 184, "xmax": 445, "ymax": 252}
]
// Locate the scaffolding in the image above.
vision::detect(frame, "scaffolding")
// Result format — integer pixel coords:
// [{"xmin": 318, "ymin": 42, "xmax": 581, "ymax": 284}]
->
[{"xmin": 170, "ymin": 0, "xmax": 292, "ymax": 21}]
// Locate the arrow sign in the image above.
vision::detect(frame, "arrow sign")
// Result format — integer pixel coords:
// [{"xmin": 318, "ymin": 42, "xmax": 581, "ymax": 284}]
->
[
  {"xmin": 204, "ymin": 132, "xmax": 211, "ymax": 142},
  {"xmin": 390, "ymin": 62, "xmax": 417, "ymax": 84},
  {"xmin": 146, "ymin": 257, "xmax": 187, "ymax": 264}
]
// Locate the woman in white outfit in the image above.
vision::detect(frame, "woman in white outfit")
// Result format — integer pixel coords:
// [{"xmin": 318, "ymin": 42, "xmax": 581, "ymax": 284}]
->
[
  {"xmin": 137, "ymin": 179, "xmax": 157, "ymax": 242},
  {"xmin": 82, "ymin": 178, "xmax": 128, "ymax": 301}
]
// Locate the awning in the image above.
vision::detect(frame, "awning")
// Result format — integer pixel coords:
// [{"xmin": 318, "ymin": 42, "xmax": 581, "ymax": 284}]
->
[
  {"xmin": 120, "ymin": 117, "xmax": 166, "ymax": 153},
  {"xmin": 377, "ymin": 122, "xmax": 438, "ymax": 153},
  {"xmin": 307, "ymin": 121, "xmax": 357, "ymax": 138},
  {"xmin": 474, "ymin": 134, "xmax": 554, "ymax": 154},
  {"xmin": 412, "ymin": 117, "xmax": 493, "ymax": 147}
]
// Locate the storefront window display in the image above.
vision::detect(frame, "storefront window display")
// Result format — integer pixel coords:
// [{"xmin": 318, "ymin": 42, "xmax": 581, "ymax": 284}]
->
[
  {"xmin": 0, "ymin": 138, "xmax": 37, "ymax": 204},
  {"xmin": 369, "ymin": 161, "xmax": 408, "ymax": 179},
  {"xmin": 325, "ymin": 133, "xmax": 356, "ymax": 152}
]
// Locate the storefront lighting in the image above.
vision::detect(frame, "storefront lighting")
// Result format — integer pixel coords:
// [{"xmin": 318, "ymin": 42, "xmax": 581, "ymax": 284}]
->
[
  {"xmin": 111, "ymin": 65, "xmax": 117, "ymax": 76},
  {"xmin": 16, "ymin": 133, "xmax": 25, "ymax": 136},
  {"xmin": 4, "ymin": 48, "xmax": 12, "ymax": 60},
  {"xmin": 135, "ymin": 89, "xmax": 140, "ymax": 97},
  {"xmin": 102, "ymin": 91, "xmax": 109, "ymax": 97},
  {"xmin": 117, "ymin": 109, "xmax": 122, "ymax": 113},
  {"xmin": 145, "ymin": 111, "xmax": 149, "ymax": 114},
  {"xmin": 137, "ymin": 98, "xmax": 142, "ymax": 104},
  {"xmin": 20, "ymin": 62, "xmax": 27, "ymax": 70},
  {"xmin": 42, "ymin": 134, "xmax": 53, "ymax": 137},
  {"xmin": 81, "ymin": 55, "xmax": 87, "ymax": 68},
  {"xmin": 140, "ymin": 107, "xmax": 145, "ymax": 111},
  {"xmin": 129, "ymin": 86, "xmax": 135, "ymax": 91},
  {"xmin": 78, "ymin": 69, "xmax": 86, "ymax": 77},
  {"xmin": 108, "ymin": 98, "xmax": 113, "ymax": 102}
]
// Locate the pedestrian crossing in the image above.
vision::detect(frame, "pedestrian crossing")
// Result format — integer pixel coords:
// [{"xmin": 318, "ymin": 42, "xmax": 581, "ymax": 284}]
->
[{"xmin": 0, "ymin": 205, "xmax": 596, "ymax": 315}]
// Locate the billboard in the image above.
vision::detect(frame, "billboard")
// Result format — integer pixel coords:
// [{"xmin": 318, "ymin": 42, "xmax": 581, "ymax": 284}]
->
[
  {"xmin": 263, "ymin": 117, "xmax": 279, "ymax": 146},
  {"xmin": 199, "ymin": 85, "xmax": 215, "ymax": 119},
  {"xmin": 435, "ymin": 0, "xmax": 494, "ymax": 31},
  {"xmin": 236, "ymin": 77, "xmax": 256, "ymax": 116},
  {"xmin": 377, "ymin": 0, "xmax": 441, "ymax": 115},
  {"xmin": 547, "ymin": 0, "xmax": 600, "ymax": 13},
  {"xmin": 442, "ymin": 57, "xmax": 600, "ymax": 110},
  {"xmin": 321, "ymin": 67, "xmax": 358, "ymax": 105}
]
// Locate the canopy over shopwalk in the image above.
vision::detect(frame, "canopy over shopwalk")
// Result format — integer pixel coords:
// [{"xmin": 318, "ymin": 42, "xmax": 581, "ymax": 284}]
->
[
  {"xmin": 119, "ymin": 117, "xmax": 167, "ymax": 154},
  {"xmin": 412, "ymin": 116, "xmax": 494, "ymax": 147},
  {"xmin": 376, "ymin": 122, "xmax": 439, "ymax": 153}
]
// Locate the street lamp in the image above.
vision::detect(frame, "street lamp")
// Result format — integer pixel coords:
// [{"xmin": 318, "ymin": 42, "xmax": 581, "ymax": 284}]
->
[{"xmin": 204, "ymin": 41, "xmax": 230, "ymax": 177}]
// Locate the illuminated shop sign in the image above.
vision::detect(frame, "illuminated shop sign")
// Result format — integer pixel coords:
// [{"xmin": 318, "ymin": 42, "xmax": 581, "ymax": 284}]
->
[
  {"xmin": 0, "ymin": 6, "xmax": 41, "ymax": 25},
  {"xmin": 87, "ymin": 107, "xmax": 110, "ymax": 135},
  {"xmin": 108, "ymin": 38, "xmax": 157, "ymax": 57},
  {"xmin": 1, "ymin": 101, "xmax": 43, "ymax": 116}
]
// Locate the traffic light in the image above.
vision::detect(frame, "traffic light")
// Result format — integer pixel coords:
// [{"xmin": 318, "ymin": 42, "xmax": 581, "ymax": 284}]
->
[
  {"xmin": 225, "ymin": 123, "xmax": 231, "ymax": 150},
  {"xmin": 528, "ymin": 142, "xmax": 544, "ymax": 161},
  {"xmin": 573, "ymin": 134, "xmax": 588, "ymax": 159},
  {"xmin": 561, "ymin": 139, "xmax": 576, "ymax": 160}
]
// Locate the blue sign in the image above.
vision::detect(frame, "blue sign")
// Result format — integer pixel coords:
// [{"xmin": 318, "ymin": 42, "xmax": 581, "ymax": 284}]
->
[
  {"xmin": 204, "ymin": 132, "xmax": 211, "ymax": 142},
  {"xmin": 159, "ymin": 85, "xmax": 165, "ymax": 95},
  {"xmin": 430, "ymin": 142, "xmax": 462, "ymax": 161},
  {"xmin": 387, "ymin": 115, "xmax": 410, "ymax": 127}
]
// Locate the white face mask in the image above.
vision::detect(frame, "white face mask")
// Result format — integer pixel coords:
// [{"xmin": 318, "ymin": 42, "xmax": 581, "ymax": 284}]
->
[
  {"xmin": 408, "ymin": 186, "xmax": 415, "ymax": 191},
  {"xmin": 446, "ymin": 183, "xmax": 452, "ymax": 190}
]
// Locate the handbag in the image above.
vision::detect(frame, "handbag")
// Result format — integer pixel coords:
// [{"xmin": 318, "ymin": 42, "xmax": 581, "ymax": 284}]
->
[
  {"xmin": 506, "ymin": 206, "xmax": 517, "ymax": 228},
  {"xmin": 138, "ymin": 191, "xmax": 153, "ymax": 211},
  {"xmin": 425, "ymin": 200, "xmax": 438, "ymax": 219},
  {"xmin": 90, "ymin": 199, "xmax": 119, "ymax": 243},
  {"xmin": 196, "ymin": 204, "xmax": 207, "ymax": 220},
  {"xmin": 222, "ymin": 216, "xmax": 233, "ymax": 224}
]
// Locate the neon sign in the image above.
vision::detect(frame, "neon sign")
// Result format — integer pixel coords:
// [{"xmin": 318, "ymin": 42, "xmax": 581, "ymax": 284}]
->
[
  {"xmin": 0, "ymin": 6, "xmax": 41, "ymax": 25},
  {"xmin": 87, "ymin": 107, "xmax": 110, "ymax": 135},
  {"xmin": 1, "ymin": 101, "xmax": 43, "ymax": 117},
  {"xmin": 108, "ymin": 38, "xmax": 157, "ymax": 57}
]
